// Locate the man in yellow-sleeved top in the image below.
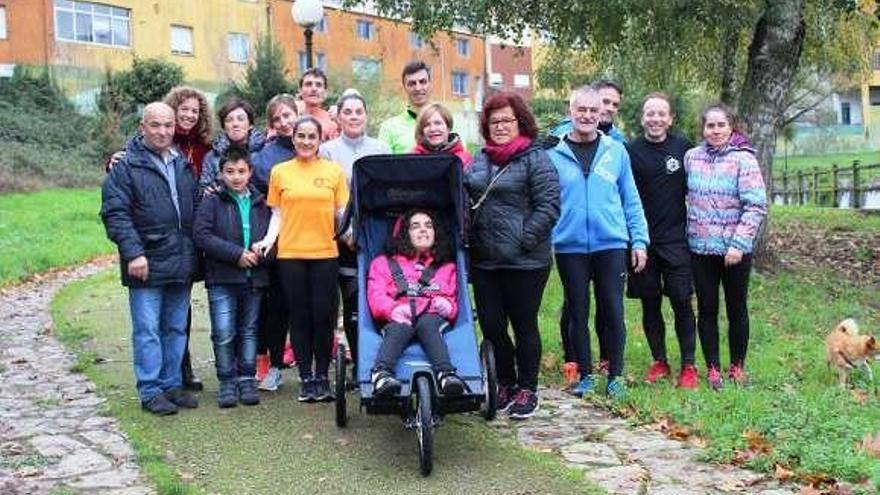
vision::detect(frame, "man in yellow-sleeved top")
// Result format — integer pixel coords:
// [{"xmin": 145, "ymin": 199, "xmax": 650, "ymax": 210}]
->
[{"xmin": 253, "ymin": 115, "xmax": 350, "ymax": 403}]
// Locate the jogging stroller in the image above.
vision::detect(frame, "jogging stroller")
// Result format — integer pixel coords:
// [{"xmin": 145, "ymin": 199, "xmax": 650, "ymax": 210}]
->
[{"xmin": 333, "ymin": 154, "xmax": 498, "ymax": 476}]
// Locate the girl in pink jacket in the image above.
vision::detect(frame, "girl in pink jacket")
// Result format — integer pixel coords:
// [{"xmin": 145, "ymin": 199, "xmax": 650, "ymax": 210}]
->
[{"xmin": 367, "ymin": 209, "xmax": 466, "ymax": 397}]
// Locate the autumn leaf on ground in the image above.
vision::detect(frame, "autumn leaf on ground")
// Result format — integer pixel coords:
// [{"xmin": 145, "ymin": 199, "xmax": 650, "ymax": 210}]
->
[
  {"xmin": 857, "ymin": 432, "xmax": 880, "ymax": 458},
  {"xmin": 797, "ymin": 486, "xmax": 823, "ymax": 495},
  {"xmin": 743, "ymin": 428, "xmax": 772, "ymax": 454},
  {"xmin": 801, "ymin": 472, "xmax": 836, "ymax": 488},
  {"xmin": 850, "ymin": 389, "xmax": 869, "ymax": 405},
  {"xmin": 654, "ymin": 416, "xmax": 692, "ymax": 440},
  {"xmin": 775, "ymin": 464, "xmax": 794, "ymax": 481}
]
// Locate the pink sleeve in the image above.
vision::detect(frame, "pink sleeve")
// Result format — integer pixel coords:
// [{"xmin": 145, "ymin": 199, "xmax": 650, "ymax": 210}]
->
[
  {"xmin": 435, "ymin": 262, "xmax": 459, "ymax": 322},
  {"xmin": 367, "ymin": 256, "xmax": 397, "ymax": 323}
]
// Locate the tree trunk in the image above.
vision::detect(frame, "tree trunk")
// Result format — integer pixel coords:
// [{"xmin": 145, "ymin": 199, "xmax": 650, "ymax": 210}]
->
[
  {"xmin": 737, "ymin": 0, "xmax": 806, "ymax": 271},
  {"xmin": 719, "ymin": 25, "xmax": 740, "ymax": 107}
]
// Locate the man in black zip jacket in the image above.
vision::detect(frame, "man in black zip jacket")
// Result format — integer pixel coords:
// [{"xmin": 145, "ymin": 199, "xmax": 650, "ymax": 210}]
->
[
  {"xmin": 625, "ymin": 92, "xmax": 698, "ymax": 389},
  {"xmin": 101, "ymin": 102, "xmax": 200, "ymax": 415}
]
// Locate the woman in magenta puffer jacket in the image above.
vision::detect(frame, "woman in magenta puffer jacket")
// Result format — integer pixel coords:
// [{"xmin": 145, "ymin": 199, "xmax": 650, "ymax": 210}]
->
[{"xmin": 366, "ymin": 209, "xmax": 466, "ymax": 398}]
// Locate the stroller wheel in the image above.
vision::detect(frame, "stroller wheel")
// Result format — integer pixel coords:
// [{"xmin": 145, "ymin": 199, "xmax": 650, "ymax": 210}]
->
[
  {"xmin": 335, "ymin": 343, "xmax": 348, "ymax": 428},
  {"xmin": 415, "ymin": 375, "xmax": 433, "ymax": 476},
  {"xmin": 480, "ymin": 340, "xmax": 498, "ymax": 421}
]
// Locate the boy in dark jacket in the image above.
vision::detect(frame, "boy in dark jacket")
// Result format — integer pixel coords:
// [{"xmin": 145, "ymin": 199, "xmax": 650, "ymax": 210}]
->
[{"xmin": 193, "ymin": 147, "xmax": 273, "ymax": 408}]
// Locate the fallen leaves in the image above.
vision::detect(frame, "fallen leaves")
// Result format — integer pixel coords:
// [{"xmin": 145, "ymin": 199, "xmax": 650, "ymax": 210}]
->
[
  {"xmin": 775, "ymin": 463, "xmax": 794, "ymax": 481},
  {"xmin": 857, "ymin": 431, "xmax": 880, "ymax": 458},
  {"xmin": 850, "ymin": 389, "xmax": 869, "ymax": 405},
  {"xmin": 655, "ymin": 416, "xmax": 692, "ymax": 441}
]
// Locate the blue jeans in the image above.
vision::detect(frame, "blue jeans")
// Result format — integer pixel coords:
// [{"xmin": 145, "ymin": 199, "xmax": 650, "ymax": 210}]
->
[
  {"xmin": 207, "ymin": 284, "xmax": 262, "ymax": 382},
  {"xmin": 128, "ymin": 284, "xmax": 192, "ymax": 401}
]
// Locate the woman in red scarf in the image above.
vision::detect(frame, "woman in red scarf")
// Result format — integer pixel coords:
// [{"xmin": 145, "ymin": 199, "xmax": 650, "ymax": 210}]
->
[
  {"xmin": 411, "ymin": 103, "xmax": 473, "ymax": 168},
  {"xmin": 464, "ymin": 92, "xmax": 560, "ymax": 420},
  {"xmin": 162, "ymin": 86, "xmax": 212, "ymax": 178}
]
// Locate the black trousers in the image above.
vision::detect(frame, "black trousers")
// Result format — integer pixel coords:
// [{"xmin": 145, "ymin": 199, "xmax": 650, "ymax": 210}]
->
[
  {"xmin": 555, "ymin": 250, "xmax": 627, "ymax": 378},
  {"xmin": 278, "ymin": 259, "xmax": 339, "ymax": 379},
  {"xmin": 640, "ymin": 296, "xmax": 697, "ymax": 366},
  {"xmin": 374, "ymin": 314, "xmax": 453, "ymax": 373},
  {"xmin": 471, "ymin": 267, "xmax": 549, "ymax": 392},
  {"xmin": 691, "ymin": 253, "xmax": 752, "ymax": 369},
  {"xmin": 559, "ymin": 285, "xmax": 609, "ymax": 363},
  {"xmin": 257, "ymin": 267, "xmax": 289, "ymax": 368}
]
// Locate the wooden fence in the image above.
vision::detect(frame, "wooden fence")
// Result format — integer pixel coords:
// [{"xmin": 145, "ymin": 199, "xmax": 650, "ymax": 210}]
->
[{"xmin": 772, "ymin": 161, "xmax": 880, "ymax": 208}]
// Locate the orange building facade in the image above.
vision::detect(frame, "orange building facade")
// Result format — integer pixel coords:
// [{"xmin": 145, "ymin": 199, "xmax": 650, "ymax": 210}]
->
[{"xmin": 0, "ymin": 0, "xmax": 486, "ymax": 113}]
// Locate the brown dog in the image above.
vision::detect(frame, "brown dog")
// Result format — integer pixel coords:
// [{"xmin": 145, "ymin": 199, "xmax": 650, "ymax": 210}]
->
[{"xmin": 826, "ymin": 318, "xmax": 879, "ymax": 389}]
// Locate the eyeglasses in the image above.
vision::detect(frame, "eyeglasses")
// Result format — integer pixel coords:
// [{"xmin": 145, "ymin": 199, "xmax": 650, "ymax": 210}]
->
[{"xmin": 488, "ymin": 117, "xmax": 517, "ymax": 127}]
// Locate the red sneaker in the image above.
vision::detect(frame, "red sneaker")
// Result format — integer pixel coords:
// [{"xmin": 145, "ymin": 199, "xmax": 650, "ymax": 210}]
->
[
  {"xmin": 283, "ymin": 343, "xmax": 296, "ymax": 367},
  {"xmin": 707, "ymin": 366, "xmax": 723, "ymax": 391},
  {"xmin": 255, "ymin": 354, "xmax": 270, "ymax": 382},
  {"xmin": 676, "ymin": 365, "xmax": 699, "ymax": 390},
  {"xmin": 644, "ymin": 360, "xmax": 671, "ymax": 383},
  {"xmin": 597, "ymin": 359, "xmax": 610, "ymax": 376},
  {"xmin": 728, "ymin": 363, "xmax": 748, "ymax": 386},
  {"xmin": 562, "ymin": 362, "xmax": 579, "ymax": 386}
]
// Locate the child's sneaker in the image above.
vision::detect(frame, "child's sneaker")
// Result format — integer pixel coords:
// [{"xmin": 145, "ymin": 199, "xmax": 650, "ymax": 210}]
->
[
  {"xmin": 314, "ymin": 375, "xmax": 335, "ymax": 402},
  {"xmin": 569, "ymin": 374, "xmax": 595, "ymax": 397},
  {"xmin": 497, "ymin": 385, "xmax": 515, "ymax": 413},
  {"xmin": 297, "ymin": 377, "xmax": 316, "ymax": 402},
  {"xmin": 259, "ymin": 366, "xmax": 283, "ymax": 391},
  {"xmin": 508, "ymin": 388, "xmax": 539, "ymax": 420},
  {"xmin": 644, "ymin": 360, "xmax": 671, "ymax": 383},
  {"xmin": 707, "ymin": 366, "xmax": 723, "ymax": 391},
  {"xmin": 606, "ymin": 377, "xmax": 626, "ymax": 400},
  {"xmin": 437, "ymin": 371, "xmax": 465, "ymax": 396},
  {"xmin": 371, "ymin": 370, "xmax": 401, "ymax": 398},
  {"xmin": 728, "ymin": 363, "xmax": 748, "ymax": 386},
  {"xmin": 255, "ymin": 354, "xmax": 270, "ymax": 382},
  {"xmin": 597, "ymin": 359, "xmax": 610, "ymax": 376},
  {"xmin": 217, "ymin": 381, "xmax": 238, "ymax": 409},
  {"xmin": 238, "ymin": 379, "xmax": 260, "ymax": 406},
  {"xmin": 676, "ymin": 365, "xmax": 699, "ymax": 390},
  {"xmin": 282, "ymin": 343, "xmax": 296, "ymax": 368}
]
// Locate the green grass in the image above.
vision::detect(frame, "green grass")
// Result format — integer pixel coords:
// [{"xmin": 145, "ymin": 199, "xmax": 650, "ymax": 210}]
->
[
  {"xmin": 0, "ymin": 188, "xmax": 113, "ymax": 286},
  {"xmin": 774, "ymin": 150, "xmax": 880, "ymax": 175},
  {"xmin": 769, "ymin": 205, "xmax": 880, "ymax": 232},
  {"xmin": 51, "ymin": 270, "xmax": 601, "ymax": 495}
]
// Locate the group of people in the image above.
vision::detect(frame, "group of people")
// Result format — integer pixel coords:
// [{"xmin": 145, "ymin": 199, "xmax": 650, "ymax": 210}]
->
[{"xmin": 100, "ymin": 58, "xmax": 767, "ymax": 422}]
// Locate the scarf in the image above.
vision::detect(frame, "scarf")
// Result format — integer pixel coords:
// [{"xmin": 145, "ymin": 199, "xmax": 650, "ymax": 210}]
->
[
  {"xmin": 482, "ymin": 135, "xmax": 532, "ymax": 166},
  {"xmin": 413, "ymin": 133, "xmax": 464, "ymax": 155},
  {"xmin": 174, "ymin": 127, "xmax": 209, "ymax": 177}
]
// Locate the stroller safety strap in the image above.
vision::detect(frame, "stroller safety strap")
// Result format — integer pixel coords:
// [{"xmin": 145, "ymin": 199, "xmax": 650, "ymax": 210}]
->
[{"xmin": 386, "ymin": 257, "xmax": 440, "ymax": 319}]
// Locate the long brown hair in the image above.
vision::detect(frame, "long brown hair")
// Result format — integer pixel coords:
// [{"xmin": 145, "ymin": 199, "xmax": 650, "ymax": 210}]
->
[{"xmin": 163, "ymin": 86, "xmax": 212, "ymax": 145}]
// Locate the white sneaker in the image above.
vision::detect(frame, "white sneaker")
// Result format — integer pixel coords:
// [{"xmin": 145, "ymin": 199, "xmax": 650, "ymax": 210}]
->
[{"xmin": 258, "ymin": 367, "xmax": 283, "ymax": 391}]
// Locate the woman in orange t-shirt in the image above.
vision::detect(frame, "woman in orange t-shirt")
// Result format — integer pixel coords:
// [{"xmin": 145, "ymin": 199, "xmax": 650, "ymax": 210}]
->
[{"xmin": 253, "ymin": 115, "xmax": 350, "ymax": 404}]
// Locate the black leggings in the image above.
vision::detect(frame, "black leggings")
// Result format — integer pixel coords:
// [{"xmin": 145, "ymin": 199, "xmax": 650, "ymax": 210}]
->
[
  {"xmin": 559, "ymin": 284, "xmax": 608, "ymax": 363},
  {"xmin": 374, "ymin": 314, "xmax": 453, "ymax": 373},
  {"xmin": 691, "ymin": 253, "xmax": 752, "ymax": 369},
  {"xmin": 278, "ymin": 259, "xmax": 339, "ymax": 379},
  {"xmin": 471, "ymin": 267, "xmax": 549, "ymax": 392},
  {"xmin": 556, "ymin": 250, "xmax": 627, "ymax": 378},
  {"xmin": 641, "ymin": 295, "xmax": 696, "ymax": 366},
  {"xmin": 257, "ymin": 268, "xmax": 289, "ymax": 368}
]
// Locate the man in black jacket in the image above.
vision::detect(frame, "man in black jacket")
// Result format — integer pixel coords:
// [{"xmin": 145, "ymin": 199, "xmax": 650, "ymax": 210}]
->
[
  {"xmin": 625, "ymin": 92, "xmax": 698, "ymax": 389},
  {"xmin": 101, "ymin": 102, "xmax": 200, "ymax": 415}
]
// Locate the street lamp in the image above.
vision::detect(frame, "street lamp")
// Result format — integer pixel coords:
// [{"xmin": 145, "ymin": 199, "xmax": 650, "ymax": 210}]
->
[{"xmin": 291, "ymin": 0, "xmax": 324, "ymax": 70}]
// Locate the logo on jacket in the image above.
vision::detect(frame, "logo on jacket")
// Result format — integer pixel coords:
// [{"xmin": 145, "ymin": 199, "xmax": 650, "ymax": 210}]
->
[{"xmin": 665, "ymin": 156, "xmax": 681, "ymax": 174}]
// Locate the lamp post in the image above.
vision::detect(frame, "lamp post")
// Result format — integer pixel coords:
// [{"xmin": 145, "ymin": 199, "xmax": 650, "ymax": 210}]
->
[{"xmin": 291, "ymin": 0, "xmax": 324, "ymax": 70}]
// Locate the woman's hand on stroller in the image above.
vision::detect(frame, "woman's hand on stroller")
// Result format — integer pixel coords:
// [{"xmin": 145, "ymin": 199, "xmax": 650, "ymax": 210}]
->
[
  {"xmin": 430, "ymin": 297, "xmax": 453, "ymax": 318},
  {"xmin": 390, "ymin": 304, "xmax": 412, "ymax": 325}
]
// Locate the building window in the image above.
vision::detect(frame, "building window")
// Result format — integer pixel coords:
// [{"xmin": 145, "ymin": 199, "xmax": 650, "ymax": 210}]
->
[
  {"xmin": 227, "ymin": 33, "xmax": 249, "ymax": 63},
  {"xmin": 355, "ymin": 19, "xmax": 373, "ymax": 40},
  {"xmin": 410, "ymin": 32, "xmax": 423, "ymax": 49},
  {"xmin": 170, "ymin": 25, "xmax": 193, "ymax": 55},
  {"xmin": 352, "ymin": 57, "xmax": 380, "ymax": 81},
  {"xmin": 456, "ymin": 38, "xmax": 470, "ymax": 57},
  {"xmin": 841, "ymin": 102, "xmax": 851, "ymax": 125},
  {"xmin": 298, "ymin": 51, "xmax": 326, "ymax": 74},
  {"xmin": 54, "ymin": 0, "xmax": 130, "ymax": 47},
  {"xmin": 452, "ymin": 71, "xmax": 468, "ymax": 96},
  {"xmin": 315, "ymin": 16, "xmax": 327, "ymax": 33},
  {"xmin": 514, "ymin": 74, "xmax": 530, "ymax": 88},
  {"xmin": 489, "ymin": 73, "xmax": 503, "ymax": 87},
  {"xmin": 0, "ymin": 7, "xmax": 7, "ymax": 40},
  {"xmin": 873, "ymin": 51, "xmax": 880, "ymax": 71}
]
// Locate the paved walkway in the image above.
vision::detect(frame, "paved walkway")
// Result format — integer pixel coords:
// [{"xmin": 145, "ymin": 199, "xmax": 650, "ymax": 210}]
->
[
  {"xmin": 494, "ymin": 387, "xmax": 797, "ymax": 495},
  {"xmin": 0, "ymin": 261, "xmax": 802, "ymax": 495},
  {"xmin": 0, "ymin": 260, "xmax": 153, "ymax": 495}
]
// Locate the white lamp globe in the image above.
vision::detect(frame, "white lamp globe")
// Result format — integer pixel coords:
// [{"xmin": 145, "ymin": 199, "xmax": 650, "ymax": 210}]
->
[{"xmin": 291, "ymin": 0, "xmax": 324, "ymax": 28}]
